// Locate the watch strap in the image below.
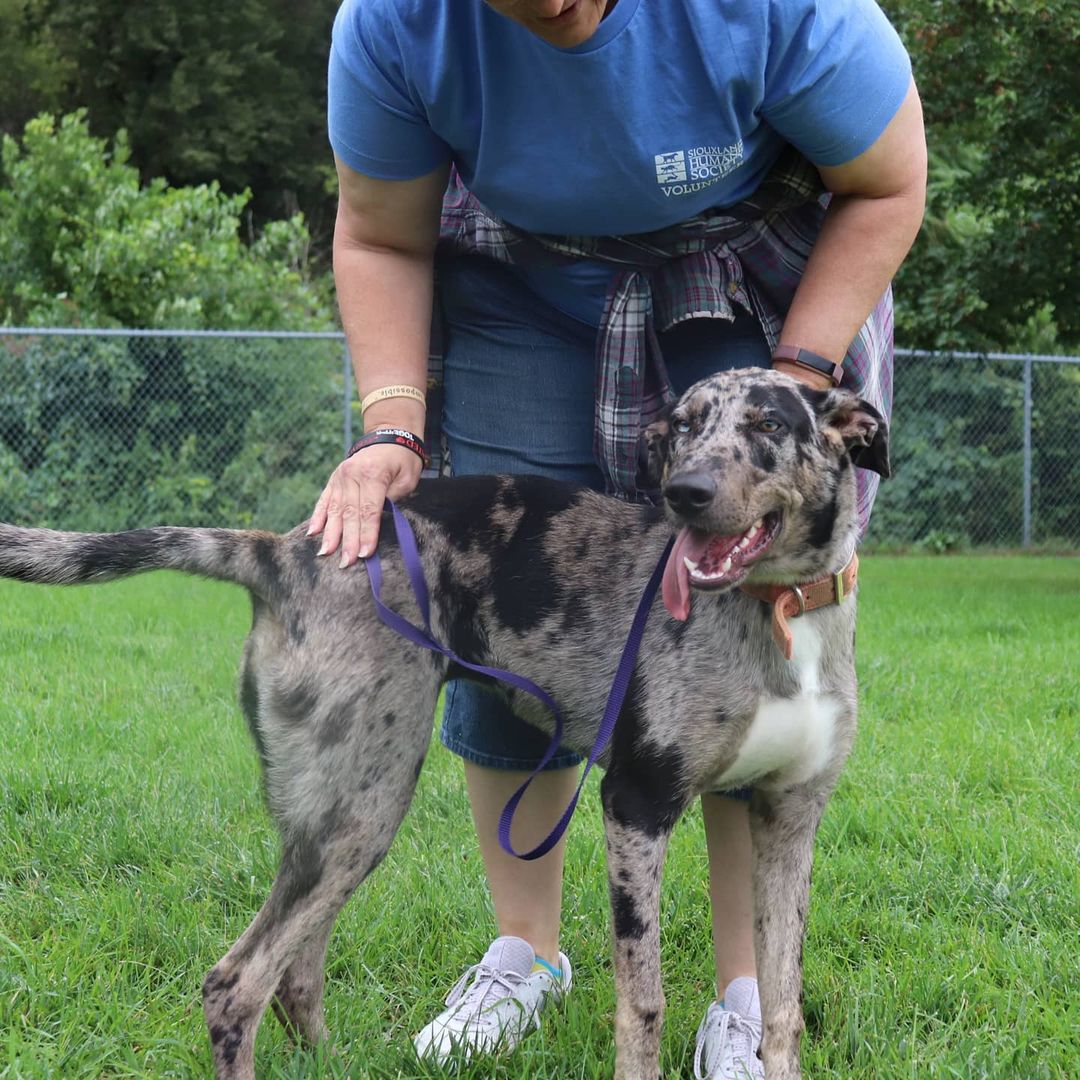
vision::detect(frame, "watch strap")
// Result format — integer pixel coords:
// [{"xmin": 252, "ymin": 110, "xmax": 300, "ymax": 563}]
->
[{"xmin": 771, "ymin": 345, "xmax": 845, "ymax": 386}]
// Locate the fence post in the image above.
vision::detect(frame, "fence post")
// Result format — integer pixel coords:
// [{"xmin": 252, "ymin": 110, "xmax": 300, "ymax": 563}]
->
[
  {"xmin": 1022, "ymin": 358, "xmax": 1032, "ymax": 548},
  {"xmin": 343, "ymin": 341, "xmax": 353, "ymax": 457}
]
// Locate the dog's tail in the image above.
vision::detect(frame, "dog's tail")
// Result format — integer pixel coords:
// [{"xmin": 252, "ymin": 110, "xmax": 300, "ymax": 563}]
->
[{"xmin": 0, "ymin": 522, "xmax": 285, "ymax": 599}]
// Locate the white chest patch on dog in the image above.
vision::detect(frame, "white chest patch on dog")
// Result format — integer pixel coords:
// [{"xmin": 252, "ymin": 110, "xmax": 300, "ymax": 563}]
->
[{"xmin": 713, "ymin": 618, "xmax": 841, "ymax": 789}]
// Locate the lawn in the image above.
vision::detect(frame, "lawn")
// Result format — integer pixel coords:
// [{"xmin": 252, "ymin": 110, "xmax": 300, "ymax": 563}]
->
[{"xmin": 0, "ymin": 557, "xmax": 1077, "ymax": 1079}]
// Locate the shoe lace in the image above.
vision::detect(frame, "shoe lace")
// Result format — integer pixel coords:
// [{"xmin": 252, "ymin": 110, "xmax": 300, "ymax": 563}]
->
[
  {"xmin": 444, "ymin": 963, "xmax": 528, "ymax": 1019},
  {"xmin": 694, "ymin": 1006, "xmax": 762, "ymax": 1080}
]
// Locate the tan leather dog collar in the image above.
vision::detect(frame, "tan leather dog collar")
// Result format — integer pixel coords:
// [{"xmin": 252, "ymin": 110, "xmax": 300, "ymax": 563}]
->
[{"xmin": 740, "ymin": 553, "xmax": 859, "ymax": 661}]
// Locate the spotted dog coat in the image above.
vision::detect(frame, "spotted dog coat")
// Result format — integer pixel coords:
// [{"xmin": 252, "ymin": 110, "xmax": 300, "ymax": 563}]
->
[{"xmin": 0, "ymin": 369, "xmax": 888, "ymax": 1080}]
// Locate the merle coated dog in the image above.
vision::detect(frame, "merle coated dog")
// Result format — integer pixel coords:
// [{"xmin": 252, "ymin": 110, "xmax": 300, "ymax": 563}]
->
[{"xmin": 0, "ymin": 368, "xmax": 888, "ymax": 1079}]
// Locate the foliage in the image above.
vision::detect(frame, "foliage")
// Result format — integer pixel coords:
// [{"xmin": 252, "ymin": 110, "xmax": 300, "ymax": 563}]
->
[
  {"xmin": 886, "ymin": 0, "xmax": 1080, "ymax": 350},
  {"xmin": 0, "ymin": 0, "xmax": 72, "ymax": 134},
  {"xmin": 0, "ymin": 0, "xmax": 339, "ymax": 232},
  {"xmin": 0, "ymin": 113, "xmax": 339, "ymax": 532},
  {"xmin": 0, "ymin": 111, "xmax": 330, "ymax": 330}
]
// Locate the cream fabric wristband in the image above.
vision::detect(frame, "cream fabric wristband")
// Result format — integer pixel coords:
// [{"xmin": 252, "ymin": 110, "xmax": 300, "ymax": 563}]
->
[{"xmin": 359, "ymin": 384, "xmax": 427, "ymax": 414}]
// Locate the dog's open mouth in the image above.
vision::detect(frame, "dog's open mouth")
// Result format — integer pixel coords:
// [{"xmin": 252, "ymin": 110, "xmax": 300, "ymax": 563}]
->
[{"xmin": 661, "ymin": 513, "xmax": 781, "ymax": 621}]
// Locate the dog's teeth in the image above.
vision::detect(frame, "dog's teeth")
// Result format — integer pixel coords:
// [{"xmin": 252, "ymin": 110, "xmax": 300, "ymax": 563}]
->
[
  {"xmin": 753, "ymin": 518, "xmax": 764, "ymax": 529},
  {"xmin": 683, "ymin": 557, "xmax": 699, "ymax": 572},
  {"xmin": 746, "ymin": 525, "xmax": 759, "ymax": 540},
  {"xmin": 722, "ymin": 556, "xmax": 732, "ymax": 571},
  {"xmin": 737, "ymin": 536, "xmax": 751, "ymax": 549}
]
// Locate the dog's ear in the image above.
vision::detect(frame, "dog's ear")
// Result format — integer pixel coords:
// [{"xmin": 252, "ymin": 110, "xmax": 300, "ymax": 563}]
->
[
  {"xmin": 637, "ymin": 410, "xmax": 673, "ymax": 490},
  {"xmin": 801, "ymin": 387, "xmax": 891, "ymax": 478}
]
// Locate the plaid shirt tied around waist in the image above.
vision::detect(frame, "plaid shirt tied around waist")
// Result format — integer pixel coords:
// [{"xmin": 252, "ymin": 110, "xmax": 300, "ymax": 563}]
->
[{"xmin": 437, "ymin": 147, "xmax": 893, "ymax": 534}]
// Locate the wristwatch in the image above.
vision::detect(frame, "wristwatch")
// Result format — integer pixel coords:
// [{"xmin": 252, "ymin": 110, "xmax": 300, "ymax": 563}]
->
[{"xmin": 771, "ymin": 345, "xmax": 845, "ymax": 387}]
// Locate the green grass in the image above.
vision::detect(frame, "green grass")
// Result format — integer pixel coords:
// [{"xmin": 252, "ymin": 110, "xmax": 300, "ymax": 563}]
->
[{"xmin": 1, "ymin": 557, "xmax": 1077, "ymax": 1079}]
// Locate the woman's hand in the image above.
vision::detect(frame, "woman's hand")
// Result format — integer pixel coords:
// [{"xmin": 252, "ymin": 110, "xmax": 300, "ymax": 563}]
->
[{"xmin": 307, "ymin": 442, "xmax": 423, "ymax": 567}]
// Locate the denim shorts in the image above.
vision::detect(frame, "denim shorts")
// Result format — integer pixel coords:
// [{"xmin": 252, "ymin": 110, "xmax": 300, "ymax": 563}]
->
[{"xmin": 437, "ymin": 254, "xmax": 771, "ymax": 772}]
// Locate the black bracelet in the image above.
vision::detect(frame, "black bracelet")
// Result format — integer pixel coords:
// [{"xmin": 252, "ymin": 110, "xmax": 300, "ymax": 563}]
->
[
  {"xmin": 347, "ymin": 429, "xmax": 430, "ymax": 468},
  {"xmin": 771, "ymin": 346, "xmax": 845, "ymax": 387}
]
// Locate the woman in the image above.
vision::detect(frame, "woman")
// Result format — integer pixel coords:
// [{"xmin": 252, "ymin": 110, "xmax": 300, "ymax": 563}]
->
[{"xmin": 309, "ymin": 1, "xmax": 926, "ymax": 1075}]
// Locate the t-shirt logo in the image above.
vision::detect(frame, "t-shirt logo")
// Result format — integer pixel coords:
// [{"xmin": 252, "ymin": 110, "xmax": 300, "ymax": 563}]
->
[
  {"xmin": 654, "ymin": 151, "xmax": 687, "ymax": 183},
  {"xmin": 654, "ymin": 140, "xmax": 745, "ymax": 197}
]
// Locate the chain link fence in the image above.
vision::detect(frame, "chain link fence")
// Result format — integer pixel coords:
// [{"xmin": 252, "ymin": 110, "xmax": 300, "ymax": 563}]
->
[
  {"xmin": 0, "ymin": 329, "xmax": 348, "ymax": 534},
  {"xmin": 870, "ymin": 349, "xmax": 1079, "ymax": 550},
  {"xmin": 1, "ymin": 328, "xmax": 1077, "ymax": 548}
]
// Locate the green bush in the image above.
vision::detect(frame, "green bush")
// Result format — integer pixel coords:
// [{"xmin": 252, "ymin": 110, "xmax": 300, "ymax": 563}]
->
[
  {"xmin": 0, "ymin": 112, "xmax": 341, "ymax": 532},
  {"xmin": 0, "ymin": 111, "xmax": 331, "ymax": 330}
]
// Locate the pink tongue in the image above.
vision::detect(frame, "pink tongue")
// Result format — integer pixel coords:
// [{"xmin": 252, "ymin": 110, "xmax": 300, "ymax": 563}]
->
[{"xmin": 661, "ymin": 527, "xmax": 711, "ymax": 621}]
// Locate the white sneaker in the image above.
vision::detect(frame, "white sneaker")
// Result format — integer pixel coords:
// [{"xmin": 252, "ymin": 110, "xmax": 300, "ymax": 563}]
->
[
  {"xmin": 694, "ymin": 996, "xmax": 764, "ymax": 1080},
  {"xmin": 412, "ymin": 936, "xmax": 572, "ymax": 1063}
]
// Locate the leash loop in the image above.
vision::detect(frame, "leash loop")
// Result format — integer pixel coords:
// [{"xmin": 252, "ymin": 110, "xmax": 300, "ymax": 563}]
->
[{"xmin": 364, "ymin": 499, "xmax": 673, "ymax": 861}]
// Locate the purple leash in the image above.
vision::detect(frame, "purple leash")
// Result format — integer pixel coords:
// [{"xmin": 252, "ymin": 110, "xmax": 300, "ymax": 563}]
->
[{"xmin": 364, "ymin": 499, "xmax": 674, "ymax": 861}]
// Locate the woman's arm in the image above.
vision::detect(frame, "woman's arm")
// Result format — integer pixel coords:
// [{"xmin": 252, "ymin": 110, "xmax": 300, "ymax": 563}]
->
[
  {"xmin": 308, "ymin": 157, "xmax": 449, "ymax": 566},
  {"xmin": 773, "ymin": 79, "xmax": 927, "ymax": 389}
]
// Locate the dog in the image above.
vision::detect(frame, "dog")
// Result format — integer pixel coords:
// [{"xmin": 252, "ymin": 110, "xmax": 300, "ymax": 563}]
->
[{"xmin": 0, "ymin": 368, "xmax": 888, "ymax": 1080}]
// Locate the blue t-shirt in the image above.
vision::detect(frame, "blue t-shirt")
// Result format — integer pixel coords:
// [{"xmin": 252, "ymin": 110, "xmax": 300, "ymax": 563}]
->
[{"xmin": 329, "ymin": 0, "xmax": 911, "ymax": 323}]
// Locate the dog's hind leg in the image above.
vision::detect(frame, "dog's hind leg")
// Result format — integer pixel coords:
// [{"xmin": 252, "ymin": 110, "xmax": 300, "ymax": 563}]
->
[
  {"xmin": 201, "ymin": 821, "xmax": 393, "ymax": 1079},
  {"xmin": 202, "ymin": 701, "xmax": 435, "ymax": 1077},
  {"xmin": 270, "ymin": 918, "xmax": 334, "ymax": 1046},
  {"xmin": 747, "ymin": 785, "xmax": 828, "ymax": 1080}
]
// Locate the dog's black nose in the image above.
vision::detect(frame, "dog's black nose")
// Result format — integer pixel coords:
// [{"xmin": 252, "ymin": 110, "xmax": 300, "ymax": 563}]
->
[{"xmin": 664, "ymin": 472, "xmax": 716, "ymax": 515}]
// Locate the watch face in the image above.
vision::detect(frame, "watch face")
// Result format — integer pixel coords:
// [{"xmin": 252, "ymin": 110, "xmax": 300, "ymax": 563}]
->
[
  {"xmin": 798, "ymin": 351, "xmax": 841, "ymax": 380},
  {"xmin": 797, "ymin": 350, "xmax": 829, "ymax": 371},
  {"xmin": 772, "ymin": 349, "xmax": 842, "ymax": 384}
]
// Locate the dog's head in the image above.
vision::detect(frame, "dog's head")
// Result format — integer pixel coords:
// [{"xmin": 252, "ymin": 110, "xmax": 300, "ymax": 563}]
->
[{"xmin": 638, "ymin": 368, "xmax": 889, "ymax": 619}]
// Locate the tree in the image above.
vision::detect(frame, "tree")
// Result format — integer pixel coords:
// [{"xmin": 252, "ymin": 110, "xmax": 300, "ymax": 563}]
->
[
  {"xmin": 886, "ymin": 0, "xmax": 1080, "ymax": 350},
  {"xmin": 0, "ymin": 1, "xmax": 71, "ymax": 135},
  {"xmin": 0, "ymin": 0, "xmax": 339, "ymax": 233}
]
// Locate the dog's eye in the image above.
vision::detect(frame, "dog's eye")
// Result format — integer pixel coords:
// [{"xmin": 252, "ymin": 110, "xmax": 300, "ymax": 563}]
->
[
  {"xmin": 756, "ymin": 418, "xmax": 782, "ymax": 434},
  {"xmin": 672, "ymin": 418, "xmax": 692, "ymax": 435}
]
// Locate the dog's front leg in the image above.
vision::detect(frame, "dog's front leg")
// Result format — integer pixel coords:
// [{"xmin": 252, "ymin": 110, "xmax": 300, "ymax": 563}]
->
[
  {"xmin": 747, "ymin": 786, "xmax": 828, "ymax": 1080},
  {"xmin": 601, "ymin": 772, "xmax": 687, "ymax": 1080}
]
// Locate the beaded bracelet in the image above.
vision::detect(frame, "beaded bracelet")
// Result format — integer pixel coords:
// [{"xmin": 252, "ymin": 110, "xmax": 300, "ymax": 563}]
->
[{"xmin": 346, "ymin": 428, "xmax": 431, "ymax": 469}]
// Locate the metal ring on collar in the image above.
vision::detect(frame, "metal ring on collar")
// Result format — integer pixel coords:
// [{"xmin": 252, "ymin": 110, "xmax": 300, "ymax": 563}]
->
[{"xmin": 789, "ymin": 585, "xmax": 807, "ymax": 617}]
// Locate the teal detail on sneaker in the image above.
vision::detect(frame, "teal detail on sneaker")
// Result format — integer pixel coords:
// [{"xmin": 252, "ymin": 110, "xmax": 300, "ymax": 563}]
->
[{"xmin": 532, "ymin": 956, "xmax": 563, "ymax": 980}]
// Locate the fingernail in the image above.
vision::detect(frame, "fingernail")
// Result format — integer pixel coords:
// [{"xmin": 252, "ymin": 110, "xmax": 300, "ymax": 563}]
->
[
  {"xmin": 317, "ymin": 543, "xmax": 328, "ymax": 556},
  {"xmin": 339, "ymin": 553, "xmax": 350, "ymax": 569}
]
